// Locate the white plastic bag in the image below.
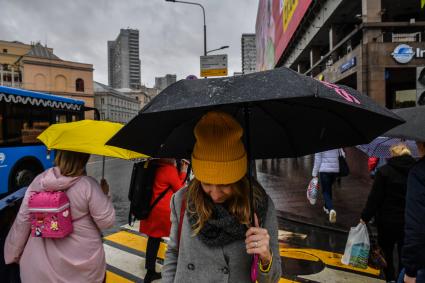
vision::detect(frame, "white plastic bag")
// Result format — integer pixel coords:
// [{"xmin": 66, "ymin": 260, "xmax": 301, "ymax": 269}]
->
[
  {"xmin": 341, "ymin": 223, "xmax": 370, "ymax": 269},
  {"xmin": 306, "ymin": 177, "xmax": 319, "ymax": 205}
]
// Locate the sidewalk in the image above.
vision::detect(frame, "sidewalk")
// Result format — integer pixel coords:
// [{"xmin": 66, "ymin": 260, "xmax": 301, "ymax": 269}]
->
[
  {"xmin": 256, "ymin": 156, "xmax": 373, "ymax": 231},
  {"xmin": 104, "ymin": 220, "xmax": 384, "ymax": 283}
]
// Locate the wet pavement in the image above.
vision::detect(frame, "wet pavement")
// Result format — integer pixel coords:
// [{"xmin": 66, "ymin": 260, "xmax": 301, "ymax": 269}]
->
[
  {"xmin": 256, "ymin": 155, "xmax": 373, "ymax": 231},
  {"xmin": 86, "ymin": 156, "xmax": 133, "ymax": 235}
]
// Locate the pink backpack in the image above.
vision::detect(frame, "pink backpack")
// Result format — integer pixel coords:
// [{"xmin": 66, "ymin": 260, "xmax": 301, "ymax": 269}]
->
[{"xmin": 28, "ymin": 191, "xmax": 73, "ymax": 238}]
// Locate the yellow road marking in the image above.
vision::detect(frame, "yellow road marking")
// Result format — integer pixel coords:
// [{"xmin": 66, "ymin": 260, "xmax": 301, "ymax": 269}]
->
[
  {"xmin": 281, "ymin": 250, "xmax": 320, "ymax": 262},
  {"xmin": 105, "ymin": 231, "xmax": 380, "ymax": 277},
  {"xmin": 105, "ymin": 231, "xmax": 168, "ymax": 259},
  {"xmin": 105, "ymin": 271, "xmax": 134, "ymax": 283},
  {"xmin": 279, "ymin": 279, "xmax": 299, "ymax": 283},
  {"xmin": 281, "ymin": 248, "xmax": 380, "ymax": 276}
]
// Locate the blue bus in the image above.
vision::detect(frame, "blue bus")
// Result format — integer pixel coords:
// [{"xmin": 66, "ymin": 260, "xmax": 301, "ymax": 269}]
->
[{"xmin": 0, "ymin": 86, "xmax": 86, "ymax": 198}]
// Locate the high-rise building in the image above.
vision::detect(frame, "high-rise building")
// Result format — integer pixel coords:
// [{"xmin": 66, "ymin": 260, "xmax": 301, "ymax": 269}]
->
[
  {"xmin": 154, "ymin": 74, "xmax": 177, "ymax": 91},
  {"xmin": 241, "ymin": 34, "xmax": 256, "ymax": 74},
  {"xmin": 108, "ymin": 29, "xmax": 141, "ymax": 89}
]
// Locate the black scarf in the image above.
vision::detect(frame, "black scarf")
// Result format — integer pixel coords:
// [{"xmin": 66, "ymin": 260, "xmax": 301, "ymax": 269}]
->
[{"xmin": 188, "ymin": 186, "xmax": 269, "ymax": 247}]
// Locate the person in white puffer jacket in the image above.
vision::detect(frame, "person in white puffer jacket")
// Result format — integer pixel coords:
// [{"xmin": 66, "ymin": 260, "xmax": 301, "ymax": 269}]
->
[{"xmin": 312, "ymin": 149, "xmax": 344, "ymax": 223}]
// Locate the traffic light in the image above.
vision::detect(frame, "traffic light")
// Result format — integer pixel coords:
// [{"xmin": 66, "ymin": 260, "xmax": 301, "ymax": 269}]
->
[{"xmin": 416, "ymin": 67, "xmax": 425, "ymax": 105}]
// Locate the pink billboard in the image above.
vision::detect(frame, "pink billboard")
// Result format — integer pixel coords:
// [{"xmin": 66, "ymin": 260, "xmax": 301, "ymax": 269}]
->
[{"xmin": 256, "ymin": 0, "xmax": 313, "ymax": 71}]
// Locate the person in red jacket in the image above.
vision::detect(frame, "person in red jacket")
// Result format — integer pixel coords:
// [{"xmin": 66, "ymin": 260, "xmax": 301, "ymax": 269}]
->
[{"xmin": 140, "ymin": 158, "xmax": 188, "ymax": 283}]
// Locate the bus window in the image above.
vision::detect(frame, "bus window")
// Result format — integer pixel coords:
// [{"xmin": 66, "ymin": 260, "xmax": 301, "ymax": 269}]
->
[
  {"xmin": 0, "ymin": 113, "xmax": 3, "ymax": 144},
  {"xmin": 5, "ymin": 103, "xmax": 30, "ymax": 144},
  {"xmin": 5, "ymin": 104, "xmax": 51, "ymax": 145},
  {"xmin": 55, "ymin": 114, "xmax": 67, "ymax": 123}
]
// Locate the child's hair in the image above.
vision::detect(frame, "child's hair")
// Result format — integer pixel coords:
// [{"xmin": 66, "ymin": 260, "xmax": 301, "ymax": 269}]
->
[{"xmin": 55, "ymin": 150, "xmax": 90, "ymax": 177}]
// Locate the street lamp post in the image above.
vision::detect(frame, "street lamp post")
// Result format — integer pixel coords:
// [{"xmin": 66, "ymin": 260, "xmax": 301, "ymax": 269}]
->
[
  {"xmin": 165, "ymin": 0, "xmax": 207, "ymax": 56},
  {"xmin": 206, "ymin": 45, "xmax": 229, "ymax": 55}
]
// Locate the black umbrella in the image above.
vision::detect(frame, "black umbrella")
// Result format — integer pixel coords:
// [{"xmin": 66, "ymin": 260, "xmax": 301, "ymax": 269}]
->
[
  {"xmin": 384, "ymin": 106, "xmax": 425, "ymax": 141},
  {"xmin": 108, "ymin": 67, "xmax": 403, "ymax": 278},
  {"xmin": 108, "ymin": 67, "xmax": 403, "ymax": 159}
]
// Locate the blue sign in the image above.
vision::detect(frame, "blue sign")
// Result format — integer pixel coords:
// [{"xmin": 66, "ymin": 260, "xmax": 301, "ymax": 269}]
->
[
  {"xmin": 186, "ymin": 75, "xmax": 198, "ymax": 80},
  {"xmin": 340, "ymin": 57, "xmax": 357, "ymax": 73},
  {"xmin": 392, "ymin": 44, "xmax": 415, "ymax": 64}
]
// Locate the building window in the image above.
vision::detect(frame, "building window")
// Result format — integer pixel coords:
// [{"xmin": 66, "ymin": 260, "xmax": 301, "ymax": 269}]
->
[
  {"xmin": 101, "ymin": 98, "xmax": 104, "ymax": 104},
  {"xmin": 76, "ymin": 78, "xmax": 85, "ymax": 92}
]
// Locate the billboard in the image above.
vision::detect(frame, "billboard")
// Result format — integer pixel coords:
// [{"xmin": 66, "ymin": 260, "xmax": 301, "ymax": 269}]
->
[{"xmin": 256, "ymin": 0, "xmax": 313, "ymax": 71}]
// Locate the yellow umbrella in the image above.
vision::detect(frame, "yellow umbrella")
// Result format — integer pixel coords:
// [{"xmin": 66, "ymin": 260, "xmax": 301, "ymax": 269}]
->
[{"xmin": 37, "ymin": 120, "xmax": 148, "ymax": 160}]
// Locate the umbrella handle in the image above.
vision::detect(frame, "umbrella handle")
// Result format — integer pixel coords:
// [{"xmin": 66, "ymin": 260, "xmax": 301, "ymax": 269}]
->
[
  {"xmin": 244, "ymin": 105, "xmax": 255, "ymax": 226},
  {"xmin": 250, "ymin": 254, "xmax": 259, "ymax": 282},
  {"xmin": 102, "ymin": 156, "xmax": 105, "ymax": 180}
]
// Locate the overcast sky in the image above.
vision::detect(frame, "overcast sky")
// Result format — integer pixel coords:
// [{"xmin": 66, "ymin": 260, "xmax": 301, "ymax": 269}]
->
[{"xmin": 0, "ymin": 0, "xmax": 259, "ymax": 87}]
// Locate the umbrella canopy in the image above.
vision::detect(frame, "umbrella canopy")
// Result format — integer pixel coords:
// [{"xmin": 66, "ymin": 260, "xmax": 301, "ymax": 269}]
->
[
  {"xmin": 384, "ymin": 106, "xmax": 425, "ymax": 141},
  {"xmin": 357, "ymin": 137, "xmax": 419, "ymax": 158},
  {"xmin": 107, "ymin": 67, "xmax": 403, "ymax": 159},
  {"xmin": 38, "ymin": 120, "xmax": 148, "ymax": 160}
]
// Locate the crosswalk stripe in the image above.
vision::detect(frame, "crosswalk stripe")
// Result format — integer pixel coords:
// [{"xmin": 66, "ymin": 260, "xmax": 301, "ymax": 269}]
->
[
  {"xmin": 104, "ymin": 244, "xmax": 162, "ymax": 282},
  {"xmin": 105, "ymin": 230, "xmax": 168, "ymax": 260},
  {"xmin": 106, "ymin": 269, "xmax": 138, "ymax": 283}
]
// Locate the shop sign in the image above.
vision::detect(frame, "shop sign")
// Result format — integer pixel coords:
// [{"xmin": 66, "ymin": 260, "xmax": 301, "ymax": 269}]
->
[{"xmin": 340, "ymin": 57, "xmax": 357, "ymax": 73}]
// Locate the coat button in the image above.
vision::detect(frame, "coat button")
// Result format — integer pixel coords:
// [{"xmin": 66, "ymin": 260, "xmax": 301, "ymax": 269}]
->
[
  {"xmin": 187, "ymin": 263, "xmax": 195, "ymax": 270},
  {"xmin": 222, "ymin": 267, "xmax": 229, "ymax": 274}
]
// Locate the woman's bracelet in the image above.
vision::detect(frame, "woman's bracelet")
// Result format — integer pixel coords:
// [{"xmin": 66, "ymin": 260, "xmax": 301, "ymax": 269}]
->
[{"xmin": 259, "ymin": 251, "xmax": 273, "ymax": 273}]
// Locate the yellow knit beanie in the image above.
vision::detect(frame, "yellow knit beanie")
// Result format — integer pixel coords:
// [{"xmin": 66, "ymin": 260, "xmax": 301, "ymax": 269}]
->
[{"xmin": 192, "ymin": 111, "xmax": 247, "ymax": 185}]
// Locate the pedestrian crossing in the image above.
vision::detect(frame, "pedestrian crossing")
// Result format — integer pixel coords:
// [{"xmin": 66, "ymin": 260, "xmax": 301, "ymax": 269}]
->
[{"xmin": 104, "ymin": 224, "xmax": 384, "ymax": 283}]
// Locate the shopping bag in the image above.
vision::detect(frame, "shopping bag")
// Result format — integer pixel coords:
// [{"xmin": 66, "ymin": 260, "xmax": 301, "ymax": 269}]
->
[
  {"xmin": 306, "ymin": 177, "xmax": 319, "ymax": 205},
  {"xmin": 341, "ymin": 223, "xmax": 370, "ymax": 269}
]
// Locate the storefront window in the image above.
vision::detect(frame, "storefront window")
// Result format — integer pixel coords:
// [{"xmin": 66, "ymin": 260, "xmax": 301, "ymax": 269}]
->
[
  {"xmin": 394, "ymin": 89, "xmax": 416, "ymax": 108},
  {"xmin": 386, "ymin": 68, "xmax": 416, "ymax": 109}
]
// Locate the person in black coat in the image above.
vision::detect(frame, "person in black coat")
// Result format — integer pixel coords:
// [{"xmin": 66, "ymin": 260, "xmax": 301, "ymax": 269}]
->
[
  {"xmin": 361, "ymin": 143, "xmax": 416, "ymax": 282},
  {"xmin": 402, "ymin": 141, "xmax": 425, "ymax": 283}
]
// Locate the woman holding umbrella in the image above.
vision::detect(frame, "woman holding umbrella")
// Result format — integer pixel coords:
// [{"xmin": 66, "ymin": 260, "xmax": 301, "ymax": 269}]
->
[
  {"xmin": 4, "ymin": 150, "xmax": 115, "ymax": 283},
  {"xmin": 162, "ymin": 111, "xmax": 281, "ymax": 283}
]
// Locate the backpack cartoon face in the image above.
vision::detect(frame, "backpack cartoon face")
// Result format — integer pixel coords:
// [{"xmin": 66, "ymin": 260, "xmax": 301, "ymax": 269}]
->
[
  {"xmin": 35, "ymin": 227, "xmax": 43, "ymax": 237},
  {"xmin": 50, "ymin": 215, "xmax": 59, "ymax": 231}
]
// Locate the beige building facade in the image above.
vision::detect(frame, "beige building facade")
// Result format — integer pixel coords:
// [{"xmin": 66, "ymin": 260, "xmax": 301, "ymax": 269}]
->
[{"xmin": 0, "ymin": 40, "xmax": 94, "ymax": 118}]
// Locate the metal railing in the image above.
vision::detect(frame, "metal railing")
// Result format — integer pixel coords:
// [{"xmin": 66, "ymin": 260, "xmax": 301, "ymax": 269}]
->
[{"xmin": 0, "ymin": 81, "xmax": 23, "ymax": 88}]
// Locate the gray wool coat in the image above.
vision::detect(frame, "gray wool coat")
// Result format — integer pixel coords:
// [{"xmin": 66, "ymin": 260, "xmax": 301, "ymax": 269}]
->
[{"xmin": 162, "ymin": 188, "xmax": 282, "ymax": 283}]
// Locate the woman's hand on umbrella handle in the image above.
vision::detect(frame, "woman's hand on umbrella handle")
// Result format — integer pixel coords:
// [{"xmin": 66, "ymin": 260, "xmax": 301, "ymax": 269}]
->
[
  {"xmin": 245, "ymin": 213, "xmax": 272, "ymax": 264},
  {"xmin": 100, "ymin": 178, "xmax": 109, "ymax": 195}
]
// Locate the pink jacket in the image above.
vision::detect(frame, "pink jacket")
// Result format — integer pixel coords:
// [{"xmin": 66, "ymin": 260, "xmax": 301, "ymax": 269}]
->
[{"xmin": 4, "ymin": 167, "xmax": 115, "ymax": 283}]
